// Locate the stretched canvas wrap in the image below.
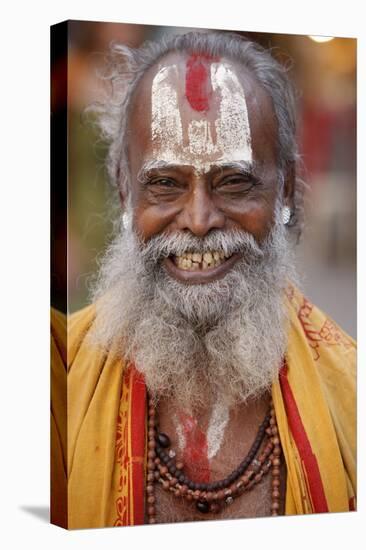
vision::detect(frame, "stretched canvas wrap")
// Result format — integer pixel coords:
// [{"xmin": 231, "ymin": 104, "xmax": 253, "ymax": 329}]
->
[{"xmin": 50, "ymin": 20, "xmax": 357, "ymax": 529}]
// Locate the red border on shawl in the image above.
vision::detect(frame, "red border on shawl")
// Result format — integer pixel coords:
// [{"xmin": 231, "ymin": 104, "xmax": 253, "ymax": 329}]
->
[
  {"xmin": 279, "ymin": 363, "xmax": 329, "ymax": 513},
  {"xmin": 130, "ymin": 367, "xmax": 147, "ymax": 525}
]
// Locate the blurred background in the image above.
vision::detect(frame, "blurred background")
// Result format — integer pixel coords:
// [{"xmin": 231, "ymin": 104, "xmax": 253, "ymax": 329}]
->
[{"xmin": 63, "ymin": 21, "xmax": 356, "ymax": 337}]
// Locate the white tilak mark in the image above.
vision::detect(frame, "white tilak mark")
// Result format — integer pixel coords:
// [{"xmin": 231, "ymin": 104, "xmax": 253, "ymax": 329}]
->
[
  {"xmin": 151, "ymin": 65, "xmax": 183, "ymax": 156},
  {"xmin": 173, "ymin": 414, "xmax": 186, "ymax": 452},
  {"xmin": 211, "ymin": 63, "xmax": 253, "ymax": 163},
  {"xmin": 188, "ymin": 119, "xmax": 215, "ymax": 157},
  {"xmin": 207, "ymin": 402, "xmax": 230, "ymax": 460},
  {"xmin": 151, "ymin": 62, "xmax": 253, "ymax": 173}
]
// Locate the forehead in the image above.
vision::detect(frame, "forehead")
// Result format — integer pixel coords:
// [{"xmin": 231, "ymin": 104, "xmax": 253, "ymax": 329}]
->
[{"xmin": 128, "ymin": 52, "xmax": 278, "ymax": 169}]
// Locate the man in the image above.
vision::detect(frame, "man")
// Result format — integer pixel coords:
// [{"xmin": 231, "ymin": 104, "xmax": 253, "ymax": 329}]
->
[{"xmin": 51, "ymin": 31, "xmax": 356, "ymax": 529}]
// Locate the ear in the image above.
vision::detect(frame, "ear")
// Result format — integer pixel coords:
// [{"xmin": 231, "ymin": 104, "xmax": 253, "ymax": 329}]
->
[
  {"xmin": 118, "ymin": 187, "xmax": 125, "ymax": 208},
  {"xmin": 116, "ymin": 166, "xmax": 127, "ymax": 209},
  {"xmin": 282, "ymin": 161, "xmax": 295, "ymax": 210}
]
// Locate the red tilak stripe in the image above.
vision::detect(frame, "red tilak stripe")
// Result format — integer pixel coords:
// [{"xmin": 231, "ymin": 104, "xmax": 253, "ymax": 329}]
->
[
  {"xmin": 279, "ymin": 364, "xmax": 329, "ymax": 513},
  {"xmin": 185, "ymin": 54, "xmax": 213, "ymax": 112},
  {"xmin": 179, "ymin": 412, "xmax": 210, "ymax": 483},
  {"xmin": 130, "ymin": 367, "xmax": 147, "ymax": 525}
]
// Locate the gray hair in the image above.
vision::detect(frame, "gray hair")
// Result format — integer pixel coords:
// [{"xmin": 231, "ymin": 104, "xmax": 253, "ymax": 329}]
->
[{"xmin": 91, "ymin": 31, "xmax": 304, "ymax": 236}]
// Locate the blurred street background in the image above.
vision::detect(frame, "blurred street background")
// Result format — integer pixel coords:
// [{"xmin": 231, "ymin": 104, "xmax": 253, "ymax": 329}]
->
[{"xmin": 61, "ymin": 21, "xmax": 356, "ymax": 338}]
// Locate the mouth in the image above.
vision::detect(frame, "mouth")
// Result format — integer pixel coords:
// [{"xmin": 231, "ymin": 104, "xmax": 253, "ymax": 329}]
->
[{"xmin": 163, "ymin": 250, "xmax": 241, "ymax": 284}]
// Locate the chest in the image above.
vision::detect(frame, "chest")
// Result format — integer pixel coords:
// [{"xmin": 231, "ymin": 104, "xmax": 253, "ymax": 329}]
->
[
  {"xmin": 148, "ymin": 399, "xmax": 286, "ymax": 524},
  {"xmin": 153, "ymin": 462, "xmax": 286, "ymax": 523}
]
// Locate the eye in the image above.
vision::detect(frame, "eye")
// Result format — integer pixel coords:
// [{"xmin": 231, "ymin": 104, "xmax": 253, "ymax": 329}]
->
[
  {"xmin": 145, "ymin": 177, "xmax": 184, "ymax": 201},
  {"xmin": 147, "ymin": 177, "xmax": 181, "ymax": 191},
  {"xmin": 215, "ymin": 174, "xmax": 257, "ymax": 194},
  {"xmin": 150, "ymin": 178, "xmax": 177, "ymax": 188}
]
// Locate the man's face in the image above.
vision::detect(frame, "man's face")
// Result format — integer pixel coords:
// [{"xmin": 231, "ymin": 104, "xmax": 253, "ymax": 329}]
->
[
  {"xmin": 92, "ymin": 52, "xmax": 295, "ymax": 405},
  {"xmin": 126, "ymin": 52, "xmax": 283, "ymax": 285}
]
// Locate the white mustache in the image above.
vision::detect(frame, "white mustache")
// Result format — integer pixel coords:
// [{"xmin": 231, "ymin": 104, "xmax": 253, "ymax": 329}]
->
[{"xmin": 136, "ymin": 229, "xmax": 264, "ymax": 264}]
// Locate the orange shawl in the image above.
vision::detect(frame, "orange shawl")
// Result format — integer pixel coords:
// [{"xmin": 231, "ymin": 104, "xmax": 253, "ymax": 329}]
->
[{"xmin": 51, "ymin": 286, "xmax": 356, "ymax": 528}]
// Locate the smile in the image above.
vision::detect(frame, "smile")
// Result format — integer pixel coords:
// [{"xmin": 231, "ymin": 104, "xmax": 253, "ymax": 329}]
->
[
  {"xmin": 163, "ymin": 250, "xmax": 241, "ymax": 284},
  {"xmin": 174, "ymin": 250, "xmax": 229, "ymax": 271}
]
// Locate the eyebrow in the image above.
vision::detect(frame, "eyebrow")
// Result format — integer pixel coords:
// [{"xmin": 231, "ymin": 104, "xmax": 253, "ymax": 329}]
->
[
  {"xmin": 137, "ymin": 160, "xmax": 175, "ymax": 183},
  {"xmin": 137, "ymin": 159, "xmax": 256, "ymax": 183},
  {"xmin": 211, "ymin": 161, "xmax": 256, "ymax": 174}
]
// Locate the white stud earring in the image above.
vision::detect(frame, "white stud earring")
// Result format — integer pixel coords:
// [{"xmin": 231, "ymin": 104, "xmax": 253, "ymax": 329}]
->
[
  {"xmin": 122, "ymin": 211, "xmax": 132, "ymax": 230},
  {"xmin": 282, "ymin": 206, "xmax": 291, "ymax": 225}
]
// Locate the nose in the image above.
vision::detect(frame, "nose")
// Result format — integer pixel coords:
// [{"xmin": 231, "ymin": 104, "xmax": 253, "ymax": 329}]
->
[{"xmin": 176, "ymin": 184, "xmax": 226, "ymax": 237}]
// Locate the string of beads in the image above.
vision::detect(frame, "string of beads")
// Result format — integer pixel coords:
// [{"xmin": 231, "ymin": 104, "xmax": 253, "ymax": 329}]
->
[{"xmin": 145, "ymin": 396, "xmax": 282, "ymax": 523}]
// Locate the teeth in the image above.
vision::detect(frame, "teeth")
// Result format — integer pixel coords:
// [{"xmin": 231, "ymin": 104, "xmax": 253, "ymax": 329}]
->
[
  {"xmin": 203, "ymin": 252, "xmax": 213, "ymax": 265},
  {"xmin": 173, "ymin": 250, "xmax": 232, "ymax": 272},
  {"xmin": 192, "ymin": 253, "xmax": 202, "ymax": 263}
]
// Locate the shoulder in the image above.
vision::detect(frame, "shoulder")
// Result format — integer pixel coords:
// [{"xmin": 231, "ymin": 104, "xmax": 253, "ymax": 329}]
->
[
  {"xmin": 51, "ymin": 307, "xmax": 67, "ymax": 366},
  {"xmin": 285, "ymin": 284, "xmax": 356, "ymax": 404},
  {"xmin": 286, "ymin": 284, "xmax": 356, "ymax": 365},
  {"xmin": 285, "ymin": 285, "xmax": 356, "ymax": 493},
  {"xmin": 285, "ymin": 284, "xmax": 356, "ymax": 432},
  {"xmin": 68, "ymin": 303, "xmax": 97, "ymax": 367},
  {"xmin": 66, "ymin": 302, "xmax": 124, "ymax": 381}
]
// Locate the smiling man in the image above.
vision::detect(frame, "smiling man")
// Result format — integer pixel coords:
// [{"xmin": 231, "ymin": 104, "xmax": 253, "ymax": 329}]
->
[{"xmin": 51, "ymin": 31, "xmax": 356, "ymax": 529}]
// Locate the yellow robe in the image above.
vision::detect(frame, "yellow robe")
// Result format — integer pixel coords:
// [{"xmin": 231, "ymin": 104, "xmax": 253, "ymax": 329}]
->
[{"xmin": 51, "ymin": 286, "xmax": 356, "ymax": 529}]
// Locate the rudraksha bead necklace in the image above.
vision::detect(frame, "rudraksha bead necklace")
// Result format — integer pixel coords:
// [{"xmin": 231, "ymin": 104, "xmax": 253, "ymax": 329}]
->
[{"xmin": 145, "ymin": 396, "xmax": 282, "ymax": 523}]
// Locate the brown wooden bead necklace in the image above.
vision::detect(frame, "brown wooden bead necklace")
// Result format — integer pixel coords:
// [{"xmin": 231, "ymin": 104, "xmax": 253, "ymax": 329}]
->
[{"xmin": 145, "ymin": 396, "xmax": 282, "ymax": 524}]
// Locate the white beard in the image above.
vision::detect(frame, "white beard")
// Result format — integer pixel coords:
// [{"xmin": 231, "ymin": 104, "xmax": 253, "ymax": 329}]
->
[{"xmin": 89, "ymin": 211, "xmax": 297, "ymax": 411}]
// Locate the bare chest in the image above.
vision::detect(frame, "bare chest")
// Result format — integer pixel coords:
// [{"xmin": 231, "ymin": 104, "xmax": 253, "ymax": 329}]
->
[
  {"xmin": 153, "ymin": 462, "xmax": 286, "ymax": 523},
  {"xmin": 149, "ymin": 397, "xmax": 286, "ymax": 524}
]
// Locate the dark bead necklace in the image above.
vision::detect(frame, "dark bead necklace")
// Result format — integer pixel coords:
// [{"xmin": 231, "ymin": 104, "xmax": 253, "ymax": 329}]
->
[{"xmin": 145, "ymin": 396, "xmax": 283, "ymax": 524}]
